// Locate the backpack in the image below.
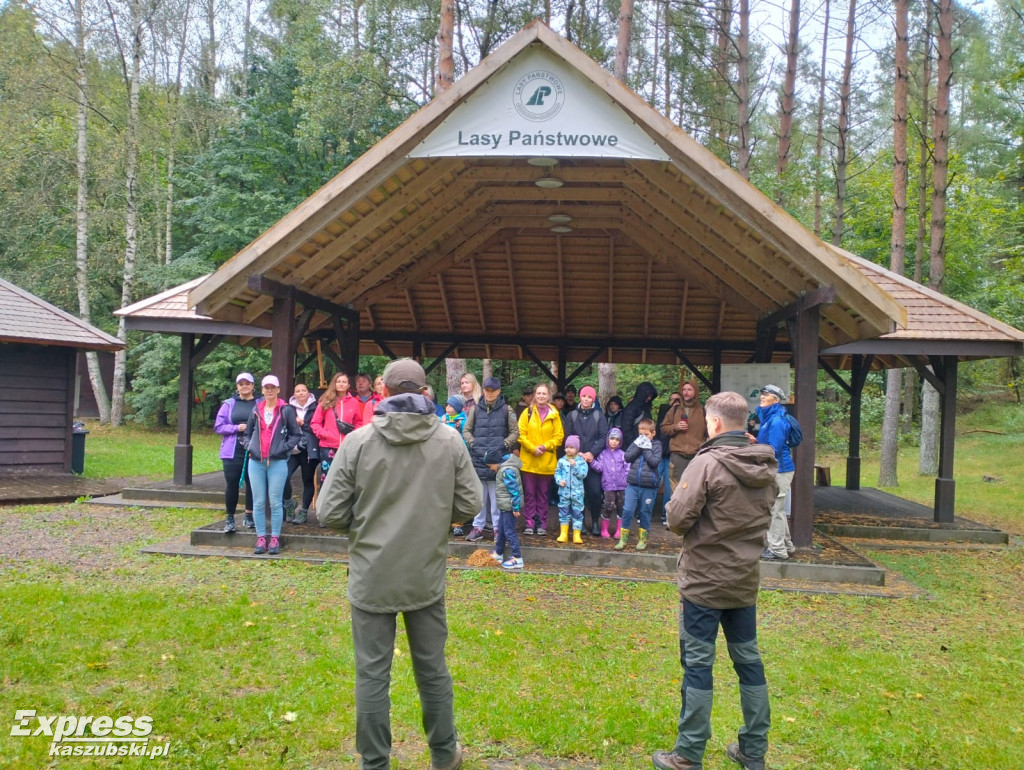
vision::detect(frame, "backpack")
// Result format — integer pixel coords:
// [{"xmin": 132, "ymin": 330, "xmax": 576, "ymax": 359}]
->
[{"xmin": 783, "ymin": 413, "xmax": 802, "ymax": 448}]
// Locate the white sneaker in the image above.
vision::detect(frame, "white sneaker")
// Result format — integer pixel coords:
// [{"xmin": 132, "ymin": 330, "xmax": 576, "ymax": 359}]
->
[
  {"xmin": 536, "ymin": 528, "xmax": 547, "ymax": 536},
  {"xmin": 489, "ymin": 551, "xmax": 502, "ymax": 562},
  {"xmin": 501, "ymin": 557, "xmax": 524, "ymax": 570}
]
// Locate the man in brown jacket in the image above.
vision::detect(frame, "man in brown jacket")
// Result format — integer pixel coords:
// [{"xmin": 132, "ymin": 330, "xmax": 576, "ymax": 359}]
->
[
  {"xmin": 660, "ymin": 379, "xmax": 707, "ymax": 490},
  {"xmin": 653, "ymin": 391, "xmax": 778, "ymax": 770}
]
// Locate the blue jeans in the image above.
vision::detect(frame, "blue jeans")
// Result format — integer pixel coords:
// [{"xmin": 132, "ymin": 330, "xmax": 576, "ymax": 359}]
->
[
  {"xmin": 494, "ymin": 509, "xmax": 521, "ymax": 559},
  {"xmin": 558, "ymin": 505, "xmax": 584, "ymax": 530},
  {"xmin": 247, "ymin": 458, "xmax": 288, "ymax": 537},
  {"xmin": 622, "ymin": 484, "xmax": 655, "ymax": 531}
]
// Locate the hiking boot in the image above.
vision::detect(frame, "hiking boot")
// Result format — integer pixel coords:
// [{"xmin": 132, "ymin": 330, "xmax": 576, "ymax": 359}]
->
[
  {"xmin": 243, "ymin": 514, "xmax": 255, "ymax": 529},
  {"xmin": 760, "ymin": 548, "xmax": 788, "ymax": 560},
  {"xmin": 431, "ymin": 741, "xmax": 463, "ymax": 770},
  {"xmin": 726, "ymin": 743, "xmax": 765, "ymax": 770},
  {"xmin": 652, "ymin": 750, "xmax": 702, "ymax": 769},
  {"xmin": 254, "ymin": 536, "xmax": 267, "ymax": 555},
  {"xmin": 223, "ymin": 516, "xmax": 236, "ymax": 534},
  {"xmin": 283, "ymin": 499, "xmax": 297, "ymax": 522},
  {"xmin": 501, "ymin": 557, "xmax": 524, "ymax": 570},
  {"xmin": 292, "ymin": 508, "xmax": 308, "ymax": 526},
  {"xmin": 452, "ymin": 525, "xmax": 465, "ymax": 537},
  {"xmin": 268, "ymin": 536, "xmax": 280, "ymax": 555},
  {"xmin": 466, "ymin": 527, "xmax": 484, "ymax": 542}
]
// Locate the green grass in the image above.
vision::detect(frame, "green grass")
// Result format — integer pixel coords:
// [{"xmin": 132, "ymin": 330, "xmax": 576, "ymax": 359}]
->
[
  {"xmin": 0, "ymin": 521, "xmax": 1022, "ymax": 769},
  {"xmin": 79, "ymin": 420, "xmax": 222, "ymax": 480}
]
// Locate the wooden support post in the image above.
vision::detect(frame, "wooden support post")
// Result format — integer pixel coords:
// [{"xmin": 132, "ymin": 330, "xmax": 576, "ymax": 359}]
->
[
  {"xmin": 174, "ymin": 334, "xmax": 195, "ymax": 486},
  {"xmin": 934, "ymin": 355, "xmax": 958, "ymax": 523},
  {"xmin": 790, "ymin": 306, "xmax": 819, "ymax": 548},
  {"xmin": 331, "ymin": 314, "xmax": 360, "ymax": 376},
  {"xmin": 557, "ymin": 348, "xmax": 567, "ymax": 393},
  {"xmin": 271, "ymin": 295, "xmax": 296, "ymax": 397},
  {"xmin": 711, "ymin": 345, "xmax": 722, "ymax": 393},
  {"xmin": 846, "ymin": 355, "xmax": 865, "ymax": 490}
]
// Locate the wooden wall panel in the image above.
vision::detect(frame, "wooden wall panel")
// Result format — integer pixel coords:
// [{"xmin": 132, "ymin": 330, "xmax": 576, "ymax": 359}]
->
[{"xmin": 0, "ymin": 343, "xmax": 72, "ymax": 470}]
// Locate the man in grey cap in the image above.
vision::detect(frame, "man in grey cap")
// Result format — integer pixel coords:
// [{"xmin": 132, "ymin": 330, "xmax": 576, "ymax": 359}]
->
[{"xmin": 319, "ymin": 358, "xmax": 482, "ymax": 770}]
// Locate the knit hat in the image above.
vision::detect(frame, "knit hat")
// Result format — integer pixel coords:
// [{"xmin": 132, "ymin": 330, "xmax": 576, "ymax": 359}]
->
[
  {"xmin": 607, "ymin": 427, "xmax": 623, "ymax": 442},
  {"xmin": 564, "ymin": 435, "xmax": 580, "ymax": 450},
  {"xmin": 579, "ymin": 385, "xmax": 597, "ymax": 400},
  {"xmin": 446, "ymin": 394, "xmax": 466, "ymax": 412}
]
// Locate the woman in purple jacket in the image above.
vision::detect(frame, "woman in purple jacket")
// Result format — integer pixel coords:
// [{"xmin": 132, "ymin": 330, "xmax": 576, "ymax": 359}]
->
[{"xmin": 214, "ymin": 372, "xmax": 258, "ymax": 533}]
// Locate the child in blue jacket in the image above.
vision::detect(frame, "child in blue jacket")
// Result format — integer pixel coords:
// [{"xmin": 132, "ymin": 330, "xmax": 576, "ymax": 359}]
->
[
  {"xmin": 554, "ymin": 435, "xmax": 589, "ymax": 544},
  {"xmin": 616, "ymin": 419, "xmax": 662, "ymax": 551}
]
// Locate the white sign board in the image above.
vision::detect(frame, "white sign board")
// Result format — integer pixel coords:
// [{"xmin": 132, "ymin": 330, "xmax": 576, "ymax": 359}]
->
[
  {"xmin": 720, "ymin": 364, "xmax": 793, "ymax": 416},
  {"xmin": 410, "ymin": 48, "xmax": 669, "ymax": 160}
]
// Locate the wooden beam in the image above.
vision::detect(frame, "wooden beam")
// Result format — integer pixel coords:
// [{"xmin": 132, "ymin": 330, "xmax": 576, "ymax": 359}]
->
[
  {"xmin": 469, "ymin": 257, "xmax": 487, "ymax": 332},
  {"xmin": 556, "ymin": 235, "xmax": 566, "ymax": 336},
  {"xmin": 790, "ymin": 306, "xmax": 819, "ymax": 548},
  {"xmin": 271, "ymin": 294, "xmax": 297, "ymax": 397},
  {"xmin": 191, "ymin": 333, "xmax": 224, "ymax": 368},
  {"xmin": 642, "ymin": 256, "xmax": 653, "ymax": 337},
  {"xmin": 294, "ymin": 307, "xmax": 315, "ymax": 344},
  {"xmin": 521, "ymin": 345, "xmax": 559, "ymax": 384},
  {"xmin": 678, "ymin": 279, "xmax": 689, "ymax": 337},
  {"xmin": 754, "ymin": 323, "xmax": 777, "ymax": 363},
  {"xmin": 424, "ymin": 341, "xmax": 460, "ymax": 375},
  {"xmin": 406, "ymin": 289, "xmax": 419, "ymax": 330},
  {"xmin": 909, "ymin": 358, "xmax": 944, "ymax": 394},
  {"xmin": 506, "ymin": 239, "xmax": 520, "ymax": 333},
  {"xmin": 437, "ymin": 275, "xmax": 454, "ymax": 332},
  {"xmin": 174, "ymin": 335, "xmax": 194, "ymax": 485},
  {"xmin": 716, "ymin": 300, "xmax": 727, "ymax": 337},
  {"xmin": 934, "ymin": 355, "xmax": 958, "ymax": 523},
  {"xmin": 758, "ymin": 285, "xmax": 838, "ymax": 331},
  {"xmin": 671, "ymin": 348, "xmax": 714, "ymax": 393},
  {"xmin": 374, "ymin": 339, "xmax": 398, "ymax": 360},
  {"xmin": 607, "ymin": 236, "xmax": 615, "ymax": 336},
  {"xmin": 566, "ymin": 348, "xmax": 606, "ymax": 385},
  {"xmin": 819, "ymin": 358, "xmax": 852, "ymax": 395},
  {"xmin": 844, "ymin": 354, "xmax": 875, "ymax": 491},
  {"xmin": 247, "ymin": 274, "xmax": 358, "ymax": 321}
]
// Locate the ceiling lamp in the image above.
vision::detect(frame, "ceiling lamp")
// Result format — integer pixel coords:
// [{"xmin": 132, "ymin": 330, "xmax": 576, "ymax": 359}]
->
[
  {"xmin": 548, "ymin": 214, "xmax": 573, "ymax": 224},
  {"xmin": 535, "ymin": 176, "xmax": 564, "ymax": 189},
  {"xmin": 550, "ymin": 225, "xmax": 573, "ymax": 234},
  {"xmin": 527, "ymin": 157, "xmax": 559, "ymax": 167}
]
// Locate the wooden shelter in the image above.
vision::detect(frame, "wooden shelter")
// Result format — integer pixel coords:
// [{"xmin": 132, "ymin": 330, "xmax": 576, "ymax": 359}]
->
[
  {"xmin": 0, "ymin": 278, "xmax": 123, "ymax": 471},
  {"xmin": 124, "ymin": 23, "xmax": 1023, "ymax": 545}
]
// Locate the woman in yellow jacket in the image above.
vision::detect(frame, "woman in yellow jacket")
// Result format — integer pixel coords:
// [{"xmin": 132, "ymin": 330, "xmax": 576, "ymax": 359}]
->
[{"xmin": 518, "ymin": 383, "xmax": 564, "ymax": 535}]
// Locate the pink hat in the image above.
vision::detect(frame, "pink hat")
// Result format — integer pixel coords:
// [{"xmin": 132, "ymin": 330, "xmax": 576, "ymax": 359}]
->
[{"xmin": 580, "ymin": 386, "xmax": 597, "ymax": 400}]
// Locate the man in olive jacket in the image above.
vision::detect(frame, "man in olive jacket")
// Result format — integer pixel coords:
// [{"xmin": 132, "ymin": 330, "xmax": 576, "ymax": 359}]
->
[
  {"xmin": 318, "ymin": 359, "xmax": 482, "ymax": 770},
  {"xmin": 653, "ymin": 391, "xmax": 778, "ymax": 770}
]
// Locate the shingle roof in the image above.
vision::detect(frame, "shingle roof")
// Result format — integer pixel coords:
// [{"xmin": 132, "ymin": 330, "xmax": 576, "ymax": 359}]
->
[
  {"xmin": 115, "ymin": 275, "xmax": 211, "ymax": 320},
  {"xmin": 0, "ymin": 278, "xmax": 123, "ymax": 351}
]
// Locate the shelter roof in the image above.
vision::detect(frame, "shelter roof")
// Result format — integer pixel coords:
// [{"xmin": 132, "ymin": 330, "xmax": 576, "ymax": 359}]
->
[
  {"xmin": 0, "ymin": 278, "xmax": 123, "ymax": 352},
  {"xmin": 186, "ymin": 22, "xmax": 908, "ymax": 366}
]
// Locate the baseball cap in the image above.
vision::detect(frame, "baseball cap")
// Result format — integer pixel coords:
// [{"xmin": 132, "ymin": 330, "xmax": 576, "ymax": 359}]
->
[
  {"xmin": 761, "ymin": 384, "xmax": 786, "ymax": 400},
  {"xmin": 482, "ymin": 376, "xmax": 501, "ymax": 390},
  {"xmin": 382, "ymin": 358, "xmax": 427, "ymax": 394},
  {"xmin": 262, "ymin": 375, "xmax": 280, "ymax": 388},
  {"xmin": 236, "ymin": 372, "xmax": 254, "ymax": 384}
]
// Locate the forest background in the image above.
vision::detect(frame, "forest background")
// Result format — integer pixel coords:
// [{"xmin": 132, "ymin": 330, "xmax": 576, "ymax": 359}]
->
[{"xmin": 1, "ymin": 0, "xmax": 1022, "ymax": 477}]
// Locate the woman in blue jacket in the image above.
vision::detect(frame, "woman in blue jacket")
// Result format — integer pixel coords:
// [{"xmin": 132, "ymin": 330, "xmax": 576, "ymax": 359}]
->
[{"xmin": 756, "ymin": 384, "xmax": 795, "ymax": 560}]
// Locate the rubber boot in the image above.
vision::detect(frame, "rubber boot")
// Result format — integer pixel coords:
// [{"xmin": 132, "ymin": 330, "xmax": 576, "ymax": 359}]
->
[
  {"xmin": 573, "ymin": 528, "xmax": 583, "ymax": 544},
  {"xmin": 292, "ymin": 507, "xmax": 308, "ymax": 526},
  {"xmin": 600, "ymin": 519, "xmax": 611, "ymax": 539},
  {"xmin": 556, "ymin": 524, "xmax": 569, "ymax": 543},
  {"xmin": 613, "ymin": 517, "xmax": 622, "ymax": 539},
  {"xmin": 637, "ymin": 528, "xmax": 649, "ymax": 551},
  {"xmin": 615, "ymin": 528, "xmax": 629, "ymax": 551}
]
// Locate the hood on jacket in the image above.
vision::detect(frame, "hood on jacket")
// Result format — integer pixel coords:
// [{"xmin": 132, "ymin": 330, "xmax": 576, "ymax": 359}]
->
[
  {"xmin": 680, "ymin": 378, "xmax": 702, "ymax": 406},
  {"xmin": 289, "ymin": 394, "xmax": 317, "ymax": 410},
  {"xmin": 606, "ymin": 427, "xmax": 623, "ymax": 447},
  {"xmin": 372, "ymin": 393, "xmax": 441, "ymax": 445},
  {"xmin": 480, "ymin": 394, "xmax": 508, "ymax": 413},
  {"xmin": 630, "ymin": 382, "xmax": 658, "ymax": 406},
  {"xmin": 499, "ymin": 453, "xmax": 523, "ymax": 471},
  {"xmin": 702, "ymin": 433, "xmax": 777, "ymax": 489}
]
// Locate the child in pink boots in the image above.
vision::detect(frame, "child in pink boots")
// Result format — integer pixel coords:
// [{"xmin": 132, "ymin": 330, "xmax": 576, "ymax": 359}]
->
[{"xmin": 588, "ymin": 427, "xmax": 629, "ymax": 539}]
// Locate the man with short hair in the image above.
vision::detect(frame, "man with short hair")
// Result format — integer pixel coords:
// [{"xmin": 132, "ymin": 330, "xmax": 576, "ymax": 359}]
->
[
  {"xmin": 462, "ymin": 376, "xmax": 519, "ymax": 541},
  {"xmin": 354, "ymin": 372, "xmax": 378, "ymax": 425},
  {"xmin": 319, "ymin": 359, "xmax": 482, "ymax": 770},
  {"xmin": 653, "ymin": 391, "xmax": 778, "ymax": 770},
  {"xmin": 563, "ymin": 383, "xmax": 578, "ymax": 413},
  {"xmin": 515, "ymin": 384, "xmax": 535, "ymax": 419},
  {"xmin": 755, "ymin": 384, "xmax": 795, "ymax": 560}
]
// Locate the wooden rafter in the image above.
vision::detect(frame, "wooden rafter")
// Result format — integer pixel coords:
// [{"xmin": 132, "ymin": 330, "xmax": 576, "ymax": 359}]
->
[
  {"xmin": 642, "ymin": 256, "xmax": 653, "ymax": 337},
  {"xmin": 406, "ymin": 289, "xmax": 418, "ymax": 330},
  {"xmin": 469, "ymin": 257, "xmax": 487, "ymax": 332},
  {"xmin": 607, "ymin": 237, "xmax": 614, "ymax": 336},
  {"xmin": 716, "ymin": 301, "xmax": 727, "ymax": 337},
  {"xmin": 365, "ymin": 305, "xmax": 376, "ymax": 330},
  {"xmin": 437, "ymin": 274, "xmax": 454, "ymax": 332},
  {"xmin": 679, "ymin": 279, "xmax": 689, "ymax": 337},
  {"xmin": 506, "ymin": 239, "xmax": 520, "ymax": 332}
]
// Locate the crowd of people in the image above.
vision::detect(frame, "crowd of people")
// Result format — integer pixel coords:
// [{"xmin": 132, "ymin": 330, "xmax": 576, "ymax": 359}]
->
[{"xmin": 214, "ymin": 367, "xmax": 798, "ymax": 566}]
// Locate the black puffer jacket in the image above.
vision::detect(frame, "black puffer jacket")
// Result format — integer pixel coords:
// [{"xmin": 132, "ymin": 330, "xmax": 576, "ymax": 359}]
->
[
  {"xmin": 243, "ymin": 400, "xmax": 303, "ymax": 462},
  {"xmin": 620, "ymin": 382, "xmax": 658, "ymax": 447},
  {"xmin": 625, "ymin": 439, "xmax": 662, "ymax": 488},
  {"xmin": 562, "ymin": 404, "xmax": 608, "ymax": 460}
]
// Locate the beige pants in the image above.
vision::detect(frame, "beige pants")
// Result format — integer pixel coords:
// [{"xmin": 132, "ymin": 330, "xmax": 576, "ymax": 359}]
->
[{"xmin": 766, "ymin": 471, "xmax": 795, "ymax": 556}]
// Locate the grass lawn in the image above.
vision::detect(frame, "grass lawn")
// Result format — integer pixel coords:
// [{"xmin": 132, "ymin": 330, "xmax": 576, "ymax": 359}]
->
[
  {"xmin": 1, "ymin": 400, "xmax": 1020, "ymax": 768},
  {"xmin": 79, "ymin": 421, "xmax": 222, "ymax": 480}
]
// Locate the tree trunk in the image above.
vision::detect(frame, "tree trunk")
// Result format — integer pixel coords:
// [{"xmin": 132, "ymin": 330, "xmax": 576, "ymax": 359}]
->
[
  {"xmin": 445, "ymin": 357, "xmax": 467, "ymax": 400},
  {"xmin": 241, "ymin": 0, "xmax": 252, "ymax": 98},
  {"xmin": 482, "ymin": 359, "xmax": 492, "ymax": 381},
  {"xmin": 879, "ymin": 0, "xmax": 909, "ymax": 487},
  {"xmin": 650, "ymin": 0, "xmax": 661, "ymax": 103},
  {"xmin": 479, "ymin": 0, "xmax": 500, "ymax": 58},
  {"xmin": 205, "ymin": 0, "xmax": 215, "ymax": 96},
  {"xmin": 736, "ymin": 0, "xmax": 751, "ymax": 178},
  {"xmin": 776, "ymin": 0, "xmax": 800, "ymax": 203},
  {"xmin": 613, "ymin": 0, "xmax": 635, "ymax": 83},
  {"xmin": 832, "ymin": 0, "xmax": 856, "ymax": 246},
  {"xmin": 597, "ymin": 362, "xmax": 616, "ymax": 409},
  {"xmin": 710, "ymin": 0, "xmax": 734, "ymax": 159},
  {"xmin": 435, "ymin": 0, "xmax": 455, "ymax": 94},
  {"xmin": 813, "ymin": 0, "xmax": 830, "ymax": 236},
  {"xmin": 74, "ymin": 0, "xmax": 111, "ymax": 424},
  {"xmin": 663, "ymin": 0, "xmax": 672, "ymax": 119},
  {"xmin": 919, "ymin": 377, "xmax": 939, "ymax": 474},
  {"xmin": 111, "ymin": 3, "xmax": 144, "ymax": 426}
]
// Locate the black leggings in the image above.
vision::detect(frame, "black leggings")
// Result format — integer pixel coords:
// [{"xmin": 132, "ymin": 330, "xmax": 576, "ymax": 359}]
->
[
  {"xmin": 284, "ymin": 453, "xmax": 317, "ymax": 510},
  {"xmin": 223, "ymin": 458, "xmax": 254, "ymax": 517}
]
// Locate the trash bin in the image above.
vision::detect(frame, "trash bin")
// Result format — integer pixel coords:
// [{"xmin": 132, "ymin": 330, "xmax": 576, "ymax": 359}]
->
[{"xmin": 71, "ymin": 423, "xmax": 89, "ymax": 475}]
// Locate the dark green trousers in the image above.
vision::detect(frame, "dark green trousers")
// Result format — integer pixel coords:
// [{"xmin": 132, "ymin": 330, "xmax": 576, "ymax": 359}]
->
[{"xmin": 350, "ymin": 599, "xmax": 459, "ymax": 770}]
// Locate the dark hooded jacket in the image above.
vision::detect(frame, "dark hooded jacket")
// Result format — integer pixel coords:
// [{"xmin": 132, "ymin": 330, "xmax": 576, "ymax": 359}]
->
[
  {"xmin": 666, "ymin": 431, "xmax": 778, "ymax": 608},
  {"xmin": 562, "ymin": 402, "xmax": 609, "ymax": 461},
  {"xmin": 317, "ymin": 392, "xmax": 483, "ymax": 612},
  {"xmin": 619, "ymin": 382, "xmax": 658, "ymax": 447}
]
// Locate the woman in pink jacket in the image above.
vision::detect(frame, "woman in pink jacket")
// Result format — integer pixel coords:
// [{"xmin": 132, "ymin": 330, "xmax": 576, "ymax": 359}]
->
[{"xmin": 310, "ymin": 372, "xmax": 364, "ymax": 488}]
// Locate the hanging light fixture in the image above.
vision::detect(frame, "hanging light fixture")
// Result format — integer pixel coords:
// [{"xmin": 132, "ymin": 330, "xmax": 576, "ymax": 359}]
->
[
  {"xmin": 527, "ymin": 157, "xmax": 559, "ymax": 167},
  {"xmin": 550, "ymin": 225, "xmax": 573, "ymax": 234},
  {"xmin": 548, "ymin": 214, "xmax": 573, "ymax": 224},
  {"xmin": 535, "ymin": 176, "xmax": 564, "ymax": 189}
]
